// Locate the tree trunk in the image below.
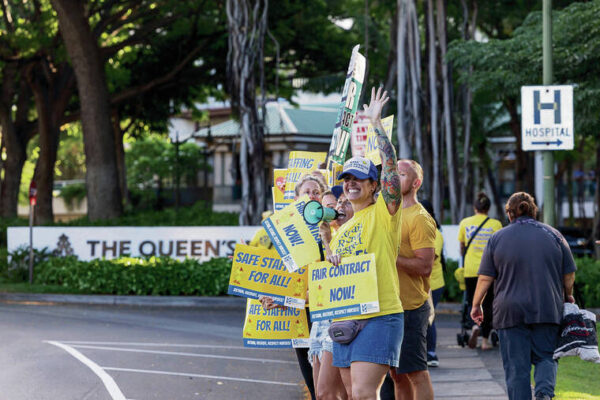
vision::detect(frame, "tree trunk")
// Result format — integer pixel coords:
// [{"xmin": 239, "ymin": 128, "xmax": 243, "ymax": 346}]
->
[
  {"xmin": 26, "ymin": 61, "xmax": 75, "ymax": 225},
  {"xmin": 458, "ymin": 0, "xmax": 477, "ymax": 220},
  {"xmin": 407, "ymin": 1, "xmax": 423, "ymax": 167},
  {"xmin": 437, "ymin": 0, "xmax": 458, "ymax": 223},
  {"xmin": 51, "ymin": 0, "xmax": 123, "ymax": 221},
  {"xmin": 0, "ymin": 63, "xmax": 32, "ymax": 219},
  {"xmin": 396, "ymin": 0, "xmax": 410, "ymax": 159},
  {"xmin": 226, "ymin": 0, "xmax": 268, "ymax": 225},
  {"xmin": 505, "ymin": 97, "xmax": 530, "ymax": 192},
  {"xmin": 382, "ymin": 6, "xmax": 397, "ymax": 115},
  {"xmin": 426, "ymin": 0, "xmax": 441, "ymax": 218}
]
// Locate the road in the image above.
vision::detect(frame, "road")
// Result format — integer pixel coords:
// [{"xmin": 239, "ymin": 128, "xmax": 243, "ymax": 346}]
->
[{"xmin": 0, "ymin": 303, "xmax": 306, "ymax": 400}]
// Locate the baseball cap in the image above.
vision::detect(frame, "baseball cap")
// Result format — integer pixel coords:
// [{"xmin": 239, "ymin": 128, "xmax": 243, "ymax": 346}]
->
[
  {"xmin": 337, "ymin": 156, "xmax": 378, "ymax": 181},
  {"xmin": 331, "ymin": 185, "xmax": 343, "ymax": 199}
]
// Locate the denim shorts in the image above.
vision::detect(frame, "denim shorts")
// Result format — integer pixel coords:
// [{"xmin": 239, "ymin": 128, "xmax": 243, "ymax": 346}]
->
[
  {"xmin": 332, "ymin": 313, "xmax": 404, "ymax": 368},
  {"xmin": 396, "ymin": 301, "xmax": 430, "ymax": 373},
  {"xmin": 308, "ymin": 319, "xmax": 334, "ymax": 365}
]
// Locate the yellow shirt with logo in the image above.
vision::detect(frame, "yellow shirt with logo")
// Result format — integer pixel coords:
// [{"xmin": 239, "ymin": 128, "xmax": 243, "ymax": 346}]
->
[
  {"xmin": 398, "ymin": 203, "xmax": 436, "ymax": 310},
  {"xmin": 330, "ymin": 195, "xmax": 403, "ymax": 320},
  {"xmin": 249, "ymin": 227, "xmax": 273, "ymax": 250},
  {"xmin": 458, "ymin": 214, "xmax": 503, "ymax": 277},
  {"xmin": 430, "ymin": 229, "xmax": 445, "ymax": 291}
]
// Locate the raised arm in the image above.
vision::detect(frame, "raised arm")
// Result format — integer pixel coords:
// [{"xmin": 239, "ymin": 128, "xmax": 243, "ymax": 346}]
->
[{"xmin": 362, "ymin": 87, "xmax": 401, "ymax": 215}]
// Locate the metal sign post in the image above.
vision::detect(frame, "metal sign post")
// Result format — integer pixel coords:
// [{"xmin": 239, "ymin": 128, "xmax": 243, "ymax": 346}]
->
[{"xmin": 28, "ymin": 181, "xmax": 37, "ymax": 284}]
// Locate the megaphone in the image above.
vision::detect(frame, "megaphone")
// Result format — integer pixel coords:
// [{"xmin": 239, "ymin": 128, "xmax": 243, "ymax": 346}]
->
[{"xmin": 303, "ymin": 200, "xmax": 339, "ymax": 225}]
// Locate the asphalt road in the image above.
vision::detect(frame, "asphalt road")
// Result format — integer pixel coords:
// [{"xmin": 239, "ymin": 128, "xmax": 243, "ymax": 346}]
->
[{"xmin": 0, "ymin": 303, "xmax": 306, "ymax": 400}]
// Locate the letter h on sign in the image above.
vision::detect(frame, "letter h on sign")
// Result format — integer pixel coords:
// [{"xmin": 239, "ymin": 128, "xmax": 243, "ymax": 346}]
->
[{"xmin": 533, "ymin": 90, "xmax": 561, "ymax": 125}]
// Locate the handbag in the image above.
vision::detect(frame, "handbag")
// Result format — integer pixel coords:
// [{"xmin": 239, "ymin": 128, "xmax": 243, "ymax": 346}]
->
[{"xmin": 328, "ymin": 319, "xmax": 369, "ymax": 344}]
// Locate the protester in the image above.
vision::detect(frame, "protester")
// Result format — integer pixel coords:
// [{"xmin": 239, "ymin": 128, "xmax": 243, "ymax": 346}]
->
[
  {"xmin": 321, "ymin": 190, "xmax": 338, "ymax": 210},
  {"xmin": 311, "ymin": 193, "xmax": 355, "ymax": 400},
  {"xmin": 390, "ymin": 160, "xmax": 436, "ymax": 400},
  {"xmin": 420, "ymin": 199, "xmax": 445, "ymax": 368},
  {"xmin": 470, "ymin": 192, "xmax": 576, "ymax": 400},
  {"xmin": 457, "ymin": 192, "xmax": 502, "ymax": 350},
  {"xmin": 260, "ymin": 173, "xmax": 326, "ymax": 400},
  {"xmin": 327, "ymin": 87, "xmax": 404, "ymax": 400}
]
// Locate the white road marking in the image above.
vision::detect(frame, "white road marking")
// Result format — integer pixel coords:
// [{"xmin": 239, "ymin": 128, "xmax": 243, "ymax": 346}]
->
[
  {"xmin": 58, "ymin": 341, "xmax": 251, "ymax": 350},
  {"xmin": 45, "ymin": 341, "xmax": 126, "ymax": 400},
  {"xmin": 69, "ymin": 344, "xmax": 297, "ymax": 364},
  {"xmin": 102, "ymin": 366, "xmax": 299, "ymax": 386}
]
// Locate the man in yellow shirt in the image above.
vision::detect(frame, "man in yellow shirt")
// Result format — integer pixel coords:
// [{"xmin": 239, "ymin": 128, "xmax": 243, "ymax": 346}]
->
[{"xmin": 391, "ymin": 160, "xmax": 436, "ymax": 400}]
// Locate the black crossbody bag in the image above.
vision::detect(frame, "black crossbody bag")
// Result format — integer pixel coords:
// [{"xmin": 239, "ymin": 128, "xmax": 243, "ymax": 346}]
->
[{"xmin": 463, "ymin": 217, "xmax": 489, "ymax": 261}]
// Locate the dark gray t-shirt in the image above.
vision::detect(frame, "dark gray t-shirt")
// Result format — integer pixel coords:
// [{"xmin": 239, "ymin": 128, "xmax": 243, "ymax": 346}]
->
[{"xmin": 478, "ymin": 216, "xmax": 577, "ymax": 329}]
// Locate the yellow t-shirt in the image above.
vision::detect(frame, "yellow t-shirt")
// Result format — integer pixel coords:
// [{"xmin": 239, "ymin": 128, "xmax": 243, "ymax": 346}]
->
[
  {"xmin": 329, "ymin": 195, "xmax": 403, "ymax": 320},
  {"xmin": 458, "ymin": 214, "xmax": 503, "ymax": 277},
  {"xmin": 398, "ymin": 203, "xmax": 436, "ymax": 310},
  {"xmin": 430, "ymin": 229, "xmax": 445, "ymax": 291},
  {"xmin": 248, "ymin": 227, "xmax": 273, "ymax": 250}
]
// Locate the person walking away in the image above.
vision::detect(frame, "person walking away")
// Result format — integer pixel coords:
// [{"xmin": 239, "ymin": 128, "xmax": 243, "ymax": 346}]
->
[
  {"xmin": 470, "ymin": 192, "xmax": 576, "ymax": 400},
  {"xmin": 458, "ymin": 192, "xmax": 502, "ymax": 350},
  {"xmin": 420, "ymin": 199, "xmax": 445, "ymax": 367},
  {"xmin": 390, "ymin": 160, "xmax": 436, "ymax": 400}
]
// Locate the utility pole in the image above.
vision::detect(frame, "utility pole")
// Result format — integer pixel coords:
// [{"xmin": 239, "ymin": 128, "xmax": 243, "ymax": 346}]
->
[{"xmin": 542, "ymin": 0, "xmax": 555, "ymax": 226}]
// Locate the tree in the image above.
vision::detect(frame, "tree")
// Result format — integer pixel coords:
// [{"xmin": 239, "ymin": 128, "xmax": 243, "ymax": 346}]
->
[
  {"xmin": 51, "ymin": 0, "xmax": 123, "ymax": 221},
  {"xmin": 226, "ymin": 0, "xmax": 268, "ymax": 226}
]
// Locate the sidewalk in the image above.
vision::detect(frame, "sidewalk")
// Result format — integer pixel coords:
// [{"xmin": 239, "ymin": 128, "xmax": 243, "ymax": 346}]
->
[{"xmin": 430, "ymin": 313, "xmax": 507, "ymax": 400}]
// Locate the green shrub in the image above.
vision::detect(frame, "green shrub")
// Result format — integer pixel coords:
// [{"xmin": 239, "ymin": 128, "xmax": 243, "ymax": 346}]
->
[
  {"xmin": 34, "ymin": 256, "xmax": 232, "ymax": 296},
  {"xmin": 574, "ymin": 257, "xmax": 600, "ymax": 308},
  {"xmin": 440, "ymin": 257, "xmax": 600, "ymax": 308},
  {"xmin": 58, "ymin": 183, "xmax": 87, "ymax": 210},
  {"xmin": 56, "ymin": 202, "xmax": 238, "ymax": 227},
  {"xmin": 3, "ymin": 246, "xmax": 53, "ymax": 282}
]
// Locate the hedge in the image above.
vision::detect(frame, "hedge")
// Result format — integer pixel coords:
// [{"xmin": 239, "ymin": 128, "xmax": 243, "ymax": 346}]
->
[
  {"xmin": 33, "ymin": 256, "xmax": 232, "ymax": 296},
  {"xmin": 442, "ymin": 257, "xmax": 600, "ymax": 308}
]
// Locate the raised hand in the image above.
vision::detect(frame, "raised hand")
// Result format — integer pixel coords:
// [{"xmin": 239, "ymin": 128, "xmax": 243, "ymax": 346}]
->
[{"xmin": 362, "ymin": 86, "xmax": 390, "ymax": 123}]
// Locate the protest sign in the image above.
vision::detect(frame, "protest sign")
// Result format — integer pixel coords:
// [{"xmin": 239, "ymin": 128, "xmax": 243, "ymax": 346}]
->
[
  {"xmin": 283, "ymin": 151, "xmax": 326, "ymax": 200},
  {"xmin": 350, "ymin": 111, "xmax": 369, "ymax": 157},
  {"xmin": 327, "ymin": 160, "xmax": 344, "ymax": 188},
  {"xmin": 262, "ymin": 195, "xmax": 320, "ymax": 273},
  {"xmin": 327, "ymin": 45, "xmax": 366, "ymax": 170},
  {"xmin": 272, "ymin": 169, "xmax": 290, "ymax": 210},
  {"xmin": 228, "ymin": 244, "xmax": 308, "ymax": 308},
  {"xmin": 365, "ymin": 115, "xmax": 394, "ymax": 165},
  {"xmin": 243, "ymin": 299, "xmax": 310, "ymax": 348},
  {"xmin": 308, "ymin": 253, "xmax": 379, "ymax": 321}
]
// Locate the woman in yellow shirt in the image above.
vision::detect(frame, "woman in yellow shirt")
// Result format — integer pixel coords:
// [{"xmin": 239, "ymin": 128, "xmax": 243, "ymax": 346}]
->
[{"xmin": 457, "ymin": 192, "xmax": 502, "ymax": 350}]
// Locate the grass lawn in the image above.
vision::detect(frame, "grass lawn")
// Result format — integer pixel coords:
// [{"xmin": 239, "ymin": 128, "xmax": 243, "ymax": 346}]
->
[{"xmin": 551, "ymin": 323, "xmax": 600, "ymax": 400}]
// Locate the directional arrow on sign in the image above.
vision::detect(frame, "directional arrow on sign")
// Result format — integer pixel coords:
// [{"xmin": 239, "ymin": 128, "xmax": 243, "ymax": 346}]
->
[{"xmin": 531, "ymin": 138, "xmax": 563, "ymax": 146}]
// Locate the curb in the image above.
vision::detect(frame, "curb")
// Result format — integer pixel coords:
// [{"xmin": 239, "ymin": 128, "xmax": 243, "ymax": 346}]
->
[{"xmin": 0, "ymin": 292, "xmax": 247, "ymax": 309}]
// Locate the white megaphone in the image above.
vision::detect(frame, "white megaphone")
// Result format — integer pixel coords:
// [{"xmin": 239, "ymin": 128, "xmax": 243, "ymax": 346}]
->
[{"xmin": 302, "ymin": 200, "xmax": 340, "ymax": 225}]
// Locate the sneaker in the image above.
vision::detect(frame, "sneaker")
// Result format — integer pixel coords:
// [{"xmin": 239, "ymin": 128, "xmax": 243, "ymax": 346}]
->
[
  {"xmin": 468, "ymin": 326, "xmax": 480, "ymax": 349},
  {"xmin": 427, "ymin": 354, "xmax": 439, "ymax": 367}
]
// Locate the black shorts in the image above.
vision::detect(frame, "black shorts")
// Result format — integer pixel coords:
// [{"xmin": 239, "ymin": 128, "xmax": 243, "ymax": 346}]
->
[{"xmin": 396, "ymin": 300, "xmax": 430, "ymax": 374}]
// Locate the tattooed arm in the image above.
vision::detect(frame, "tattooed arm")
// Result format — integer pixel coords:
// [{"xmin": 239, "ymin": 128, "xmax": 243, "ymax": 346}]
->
[{"xmin": 362, "ymin": 87, "xmax": 402, "ymax": 215}]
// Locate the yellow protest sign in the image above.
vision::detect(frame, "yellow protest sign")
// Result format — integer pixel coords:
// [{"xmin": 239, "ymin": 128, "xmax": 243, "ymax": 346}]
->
[
  {"xmin": 262, "ymin": 195, "xmax": 321, "ymax": 273},
  {"xmin": 284, "ymin": 151, "xmax": 326, "ymax": 200},
  {"xmin": 327, "ymin": 160, "xmax": 344, "ymax": 188},
  {"xmin": 365, "ymin": 115, "xmax": 394, "ymax": 165},
  {"xmin": 228, "ymin": 244, "xmax": 308, "ymax": 308},
  {"xmin": 272, "ymin": 169, "xmax": 291, "ymax": 211},
  {"xmin": 308, "ymin": 253, "xmax": 379, "ymax": 321},
  {"xmin": 243, "ymin": 299, "xmax": 310, "ymax": 348}
]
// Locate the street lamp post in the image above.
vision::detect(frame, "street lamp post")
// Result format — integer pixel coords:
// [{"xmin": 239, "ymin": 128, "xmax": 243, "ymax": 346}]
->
[{"xmin": 542, "ymin": 0, "xmax": 555, "ymax": 226}]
